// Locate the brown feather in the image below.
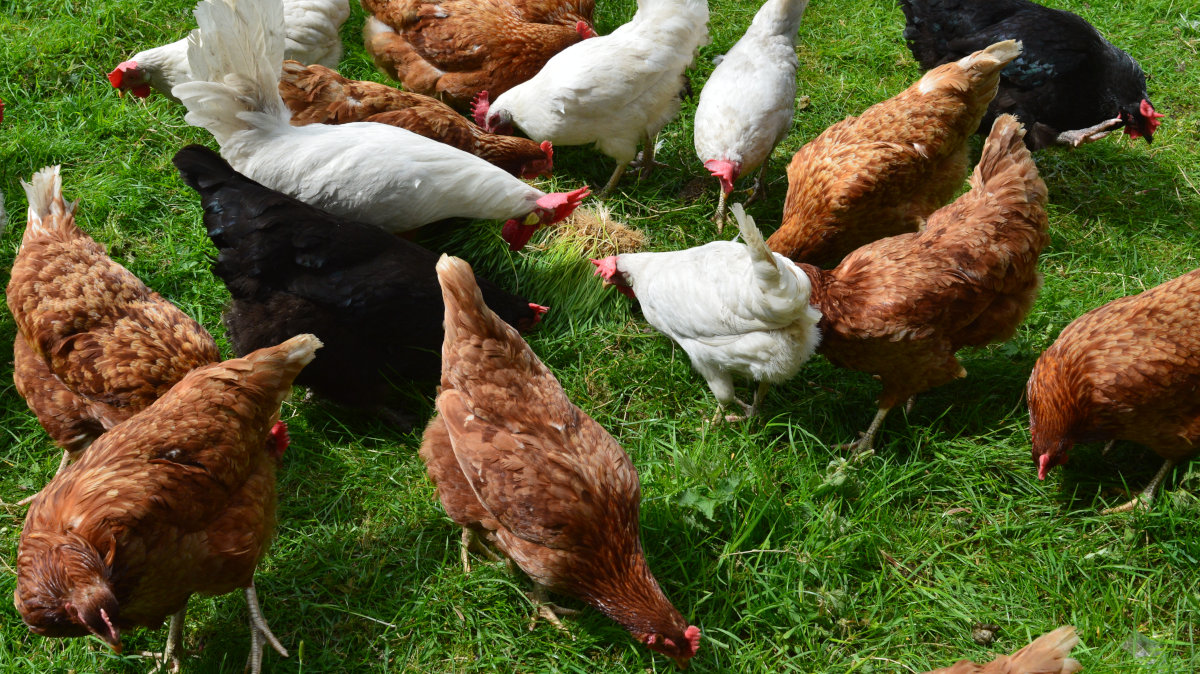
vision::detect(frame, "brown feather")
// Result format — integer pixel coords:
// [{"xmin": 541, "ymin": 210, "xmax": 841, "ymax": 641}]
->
[
  {"xmin": 419, "ymin": 255, "xmax": 698, "ymax": 666},
  {"xmin": 923, "ymin": 625, "xmax": 1082, "ymax": 674},
  {"xmin": 361, "ymin": 0, "xmax": 590, "ymax": 110},
  {"xmin": 6, "ymin": 167, "xmax": 219, "ymax": 459},
  {"xmin": 804, "ymin": 114, "xmax": 1048, "ymax": 410},
  {"xmin": 768, "ymin": 41, "xmax": 1022, "ymax": 267}
]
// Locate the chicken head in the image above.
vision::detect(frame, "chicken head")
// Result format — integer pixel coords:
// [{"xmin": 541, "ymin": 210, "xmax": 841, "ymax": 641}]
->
[
  {"xmin": 1121, "ymin": 98, "xmax": 1164, "ymax": 142},
  {"xmin": 107, "ymin": 60, "xmax": 152, "ymax": 98}
]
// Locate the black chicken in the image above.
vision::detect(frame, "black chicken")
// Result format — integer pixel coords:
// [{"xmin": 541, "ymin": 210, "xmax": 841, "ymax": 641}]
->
[
  {"xmin": 173, "ymin": 144, "xmax": 545, "ymax": 425},
  {"xmin": 899, "ymin": 0, "xmax": 1163, "ymax": 149}
]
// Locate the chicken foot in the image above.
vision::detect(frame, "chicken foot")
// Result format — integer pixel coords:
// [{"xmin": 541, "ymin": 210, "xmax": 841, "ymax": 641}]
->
[
  {"xmin": 460, "ymin": 527, "xmax": 500, "ymax": 574},
  {"xmin": 712, "ymin": 381, "xmax": 771, "ymax": 423},
  {"xmin": 244, "ymin": 581, "xmax": 288, "ymax": 674},
  {"xmin": 744, "ymin": 163, "xmax": 769, "ymax": 205},
  {"xmin": 1101, "ymin": 458, "xmax": 1177, "ymax": 515},
  {"xmin": 630, "ymin": 133, "xmax": 669, "ymax": 178},
  {"xmin": 1055, "ymin": 117, "xmax": 1124, "ymax": 147},
  {"xmin": 524, "ymin": 587, "xmax": 579, "ymax": 636},
  {"xmin": 16, "ymin": 451, "xmax": 72, "ymax": 507},
  {"xmin": 837, "ymin": 405, "xmax": 891, "ymax": 454}
]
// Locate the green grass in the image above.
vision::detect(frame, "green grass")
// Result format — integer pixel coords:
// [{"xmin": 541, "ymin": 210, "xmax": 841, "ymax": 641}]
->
[{"xmin": 2, "ymin": 0, "xmax": 1200, "ymax": 671}]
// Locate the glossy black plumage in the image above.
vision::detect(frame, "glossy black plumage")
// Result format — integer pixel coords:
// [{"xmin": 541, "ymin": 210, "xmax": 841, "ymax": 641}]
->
[
  {"xmin": 899, "ymin": 0, "xmax": 1159, "ymax": 149},
  {"xmin": 173, "ymin": 144, "xmax": 542, "ymax": 420}
]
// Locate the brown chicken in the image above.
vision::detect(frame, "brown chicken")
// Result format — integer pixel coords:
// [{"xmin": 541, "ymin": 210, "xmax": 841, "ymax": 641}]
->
[
  {"xmin": 923, "ymin": 626, "xmax": 1082, "ymax": 674},
  {"xmin": 509, "ymin": 0, "xmax": 593, "ymax": 25},
  {"xmin": 278, "ymin": 60, "xmax": 554, "ymax": 178},
  {"xmin": 800, "ymin": 114, "xmax": 1048, "ymax": 452},
  {"xmin": 362, "ymin": 0, "xmax": 594, "ymax": 111},
  {"xmin": 1028, "ymin": 268, "xmax": 1200, "ymax": 514},
  {"xmin": 6, "ymin": 166, "xmax": 219, "ymax": 498},
  {"xmin": 419, "ymin": 254, "xmax": 701, "ymax": 667},
  {"xmin": 767, "ymin": 40, "xmax": 1021, "ymax": 268},
  {"xmin": 14, "ymin": 334, "xmax": 321, "ymax": 674}
]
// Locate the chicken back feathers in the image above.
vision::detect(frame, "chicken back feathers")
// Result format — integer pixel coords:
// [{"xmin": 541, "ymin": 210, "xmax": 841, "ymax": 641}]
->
[
  {"xmin": 767, "ymin": 40, "xmax": 1020, "ymax": 267},
  {"xmin": 6, "ymin": 166, "xmax": 219, "ymax": 456},
  {"xmin": 421, "ymin": 255, "xmax": 700, "ymax": 667},
  {"xmin": 923, "ymin": 626, "xmax": 1082, "ymax": 674},
  {"xmin": 481, "ymin": 0, "xmax": 709, "ymax": 166},
  {"xmin": 278, "ymin": 61, "xmax": 553, "ymax": 178},
  {"xmin": 15, "ymin": 334, "xmax": 320, "ymax": 649},
  {"xmin": 1028, "ymin": 268, "xmax": 1200, "ymax": 477},
  {"xmin": 361, "ymin": 0, "xmax": 591, "ymax": 110},
  {"xmin": 174, "ymin": 144, "xmax": 543, "ymax": 415},
  {"xmin": 900, "ymin": 0, "xmax": 1161, "ymax": 149},
  {"xmin": 808, "ymin": 114, "xmax": 1048, "ymax": 412},
  {"xmin": 594, "ymin": 204, "xmax": 821, "ymax": 409}
]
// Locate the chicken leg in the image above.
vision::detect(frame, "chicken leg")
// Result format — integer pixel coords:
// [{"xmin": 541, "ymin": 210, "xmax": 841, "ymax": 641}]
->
[
  {"xmin": 715, "ymin": 381, "xmax": 771, "ymax": 423},
  {"xmin": 1101, "ymin": 458, "xmax": 1176, "ymax": 515},
  {"xmin": 525, "ymin": 587, "xmax": 579, "ymax": 636},
  {"xmin": 744, "ymin": 163, "xmax": 769, "ymax": 205},
  {"xmin": 714, "ymin": 188, "xmax": 730, "ymax": 233},
  {"xmin": 244, "ymin": 581, "xmax": 288, "ymax": 674},
  {"xmin": 1055, "ymin": 117, "xmax": 1124, "ymax": 147},
  {"xmin": 599, "ymin": 161, "xmax": 631, "ymax": 198},
  {"xmin": 837, "ymin": 405, "xmax": 891, "ymax": 454},
  {"xmin": 460, "ymin": 527, "xmax": 499, "ymax": 573}
]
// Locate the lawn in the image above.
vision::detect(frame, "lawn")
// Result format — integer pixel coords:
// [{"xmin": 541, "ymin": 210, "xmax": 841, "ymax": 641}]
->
[{"xmin": 1, "ymin": 0, "xmax": 1199, "ymax": 671}]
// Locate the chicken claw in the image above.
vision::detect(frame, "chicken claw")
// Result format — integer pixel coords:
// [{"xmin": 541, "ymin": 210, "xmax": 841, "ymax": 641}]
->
[
  {"xmin": 525, "ymin": 588, "xmax": 579, "ymax": 637},
  {"xmin": 1101, "ymin": 459, "xmax": 1176, "ymax": 515},
  {"xmin": 1055, "ymin": 117, "xmax": 1123, "ymax": 147},
  {"xmin": 143, "ymin": 607, "xmax": 186, "ymax": 673},
  {"xmin": 244, "ymin": 581, "xmax": 288, "ymax": 674},
  {"xmin": 460, "ymin": 527, "xmax": 500, "ymax": 574},
  {"xmin": 836, "ymin": 406, "xmax": 891, "ymax": 454}
]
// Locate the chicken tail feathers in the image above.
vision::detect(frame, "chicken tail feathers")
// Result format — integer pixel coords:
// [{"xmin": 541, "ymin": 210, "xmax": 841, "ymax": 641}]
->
[
  {"xmin": 971, "ymin": 114, "xmax": 1048, "ymax": 219},
  {"xmin": 237, "ymin": 333, "xmax": 323, "ymax": 412},
  {"xmin": 731, "ymin": 202, "xmax": 781, "ymax": 283},
  {"xmin": 436, "ymin": 255, "xmax": 522, "ymax": 359},
  {"xmin": 917, "ymin": 40, "xmax": 1020, "ymax": 102},
  {"xmin": 19, "ymin": 165, "xmax": 80, "ymax": 246},
  {"xmin": 174, "ymin": 0, "xmax": 290, "ymax": 147}
]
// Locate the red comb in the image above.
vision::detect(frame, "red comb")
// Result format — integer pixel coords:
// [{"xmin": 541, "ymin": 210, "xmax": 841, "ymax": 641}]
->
[
  {"xmin": 535, "ymin": 185, "xmax": 591, "ymax": 222},
  {"xmin": 269, "ymin": 420, "xmax": 290, "ymax": 460},
  {"xmin": 684, "ymin": 625, "xmax": 701, "ymax": 655},
  {"xmin": 471, "ymin": 91, "xmax": 490, "ymax": 128},
  {"xmin": 541, "ymin": 140, "xmax": 554, "ymax": 169},
  {"xmin": 703, "ymin": 159, "xmax": 739, "ymax": 195},
  {"xmin": 1036, "ymin": 453, "xmax": 1051, "ymax": 481},
  {"xmin": 577, "ymin": 20, "xmax": 596, "ymax": 39},
  {"xmin": 529, "ymin": 303, "xmax": 549, "ymax": 325},
  {"xmin": 502, "ymin": 218, "xmax": 538, "ymax": 251},
  {"xmin": 107, "ymin": 60, "xmax": 137, "ymax": 90}
]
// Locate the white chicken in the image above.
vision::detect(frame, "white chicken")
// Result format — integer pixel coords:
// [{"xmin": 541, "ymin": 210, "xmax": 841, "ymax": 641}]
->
[
  {"xmin": 694, "ymin": 0, "xmax": 807, "ymax": 229},
  {"xmin": 473, "ymin": 0, "xmax": 709, "ymax": 196},
  {"xmin": 173, "ymin": 0, "xmax": 588, "ymax": 247},
  {"xmin": 592, "ymin": 203, "xmax": 821, "ymax": 421},
  {"xmin": 109, "ymin": 0, "xmax": 350, "ymax": 101}
]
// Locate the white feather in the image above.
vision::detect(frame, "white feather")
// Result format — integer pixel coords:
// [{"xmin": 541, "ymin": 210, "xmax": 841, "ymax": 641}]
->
[{"xmin": 174, "ymin": 0, "xmax": 553, "ymax": 232}]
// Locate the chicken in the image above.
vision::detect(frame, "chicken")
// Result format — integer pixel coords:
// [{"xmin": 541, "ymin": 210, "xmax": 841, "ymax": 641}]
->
[
  {"xmin": 108, "ymin": 0, "xmax": 350, "ymax": 100},
  {"xmin": 693, "ymin": 0, "xmax": 808, "ymax": 229},
  {"xmin": 592, "ymin": 203, "xmax": 821, "ymax": 422},
  {"xmin": 801, "ymin": 114, "xmax": 1048, "ymax": 452},
  {"xmin": 922, "ymin": 626, "xmax": 1082, "ymax": 674},
  {"xmin": 14, "ymin": 333, "xmax": 321, "ymax": 674},
  {"xmin": 361, "ymin": 0, "xmax": 595, "ymax": 111},
  {"xmin": 420, "ymin": 254, "xmax": 701, "ymax": 667},
  {"xmin": 1028, "ymin": 268, "xmax": 1200, "ymax": 514},
  {"xmin": 173, "ymin": 144, "xmax": 545, "ymax": 424},
  {"xmin": 175, "ymin": 0, "xmax": 588, "ymax": 249},
  {"xmin": 766, "ymin": 40, "xmax": 1020, "ymax": 267},
  {"xmin": 474, "ymin": 0, "xmax": 710, "ymax": 196},
  {"xmin": 277, "ymin": 60, "xmax": 554, "ymax": 178},
  {"xmin": 6, "ymin": 166, "xmax": 219, "ymax": 498},
  {"xmin": 900, "ymin": 0, "xmax": 1162, "ymax": 149}
]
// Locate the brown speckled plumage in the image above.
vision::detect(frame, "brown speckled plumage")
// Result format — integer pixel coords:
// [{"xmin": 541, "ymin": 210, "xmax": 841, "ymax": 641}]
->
[
  {"xmin": 362, "ymin": 0, "xmax": 590, "ymax": 111},
  {"xmin": 419, "ymin": 255, "xmax": 699, "ymax": 667},
  {"xmin": 923, "ymin": 626, "xmax": 1082, "ymax": 674},
  {"xmin": 1028, "ymin": 268, "xmax": 1200, "ymax": 470},
  {"xmin": 767, "ymin": 41, "xmax": 1021, "ymax": 267},
  {"xmin": 804, "ymin": 115, "xmax": 1048, "ymax": 428},
  {"xmin": 6, "ymin": 166, "xmax": 219, "ymax": 459},
  {"xmin": 278, "ymin": 61, "xmax": 551, "ymax": 177},
  {"xmin": 14, "ymin": 334, "xmax": 319, "ymax": 655}
]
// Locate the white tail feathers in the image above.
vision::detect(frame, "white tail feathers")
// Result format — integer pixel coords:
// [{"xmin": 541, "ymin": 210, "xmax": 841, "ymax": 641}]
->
[
  {"xmin": 731, "ymin": 203, "xmax": 821, "ymax": 328},
  {"xmin": 731, "ymin": 202, "xmax": 779, "ymax": 277},
  {"xmin": 175, "ymin": 0, "xmax": 291, "ymax": 147},
  {"xmin": 19, "ymin": 165, "xmax": 78, "ymax": 244}
]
